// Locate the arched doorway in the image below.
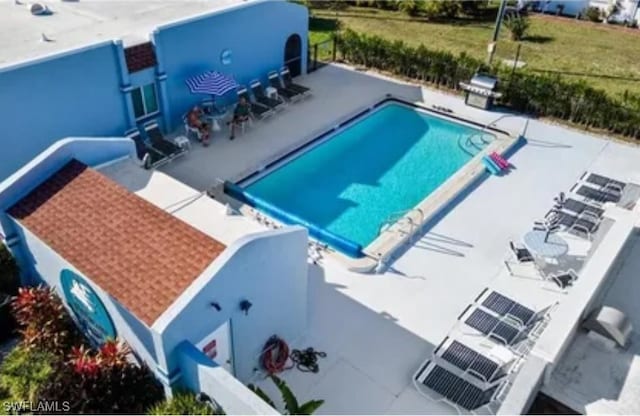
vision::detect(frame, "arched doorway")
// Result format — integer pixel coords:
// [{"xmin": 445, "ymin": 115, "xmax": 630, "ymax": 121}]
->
[{"xmin": 284, "ymin": 34, "xmax": 302, "ymax": 77}]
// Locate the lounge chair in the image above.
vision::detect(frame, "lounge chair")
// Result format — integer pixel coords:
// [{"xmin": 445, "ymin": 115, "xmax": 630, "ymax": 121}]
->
[
  {"xmin": 561, "ymin": 198, "xmax": 604, "ymax": 218},
  {"xmin": 583, "ymin": 172, "xmax": 625, "ymax": 193},
  {"xmin": 539, "ymin": 210, "xmax": 599, "ymax": 238},
  {"xmin": 268, "ymin": 71, "xmax": 302, "ymax": 101},
  {"xmin": 545, "ymin": 269, "xmax": 578, "ymax": 289},
  {"xmin": 250, "ymin": 80, "xmax": 284, "ymax": 110},
  {"xmin": 280, "ymin": 67, "xmax": 310, "ymax": 96},
  {"xmin": 575, "ymin": 184, "xmax": 620, "ymax": 204},
  {"xmin": 144, "ymin": 123, "xmax": 186, "ymax": 158},
  {"xmin": 236, "ymin": 87, "xmax": 273, "ymax": 119},
  {"xmin": 126, "ymin": 129, "xmax": 169, "ymax": 170},
  {"xmin": 509, "ymin": 241, "xmax": 533, "ymax": 263}
]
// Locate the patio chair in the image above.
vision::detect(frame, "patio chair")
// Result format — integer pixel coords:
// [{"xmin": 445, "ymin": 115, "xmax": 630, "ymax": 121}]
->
[
  {"xmin": 280, "ymin": 67, "xmax": 311, "ymax": 96},
  {"xmin": 250, "ymin": 79, "xmax": 285, "ymax": 110},
  {"xmin": 545, "ymin": 269, "xmax": 578, "ymax": 290},
  {"xmin": 126, "ymin": 129, "xmax": 168, "ymax": 170},
  {"xmin": 509, "ymin": 241, "xmax": 534, "ymax": 263},
  {"xmin": 182, "ymin": 113, "xmax": 203, "ymax": 141},
  {"xmin": 236, "ymin": 86, "xmax": 273, "ymax": 119},
  {"xmin": 144, "ymin": 122, "xmax": 187, "ymax": 159},
  {"xmin": 268, "ymin": 70, "xmax": 303, "ymax": 102}
]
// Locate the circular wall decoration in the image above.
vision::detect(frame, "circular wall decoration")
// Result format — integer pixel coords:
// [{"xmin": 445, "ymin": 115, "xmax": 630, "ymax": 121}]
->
[
  {"xmin": 221, "ymin": 49, "xmax": 232, "ymax": 66},
  {"xmin": 60, "ymin": 269, "xmax": 116, "ymax": 346}
]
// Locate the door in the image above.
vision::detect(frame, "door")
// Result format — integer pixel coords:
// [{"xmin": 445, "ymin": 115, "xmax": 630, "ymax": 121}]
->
[
  {"xmin": 284, "ymin": 34, "xmax": 302, "ymax": 77},
  {"xmin": 197, "ymin": 321, "xmax": 234, "ymax": 374}
]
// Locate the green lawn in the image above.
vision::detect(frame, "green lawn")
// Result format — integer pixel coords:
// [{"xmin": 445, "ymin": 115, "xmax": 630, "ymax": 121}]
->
[{"xmin": 310, "ymin": 6, "xmax": 640, "ymax": 97}]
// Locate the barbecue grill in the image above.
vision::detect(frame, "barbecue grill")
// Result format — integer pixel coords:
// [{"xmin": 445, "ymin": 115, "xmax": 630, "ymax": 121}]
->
[{"xmin": 459, "ymin": 73, "xmax": 502, "ymax": 110}]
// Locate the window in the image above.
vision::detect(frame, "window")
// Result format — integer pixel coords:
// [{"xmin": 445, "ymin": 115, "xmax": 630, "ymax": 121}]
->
[{"xmin": 131, "ymin": 83, "xmax": 158, "ymax": 120}]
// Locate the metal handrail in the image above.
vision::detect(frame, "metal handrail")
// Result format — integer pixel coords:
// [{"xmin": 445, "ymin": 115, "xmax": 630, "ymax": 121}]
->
[{"xmin": 378, "ymin": 207, "xmax": 424, "ymax": 236}]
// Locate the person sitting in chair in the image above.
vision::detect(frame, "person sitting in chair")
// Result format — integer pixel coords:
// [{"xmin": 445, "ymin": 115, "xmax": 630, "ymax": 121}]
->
[
  {"xmin": 188, "ymin": 106, "xmax": 210, "ymax": 146},
  {"xmin": 229, "ymin": 97, "xmax": 251, "ymax": 141}
]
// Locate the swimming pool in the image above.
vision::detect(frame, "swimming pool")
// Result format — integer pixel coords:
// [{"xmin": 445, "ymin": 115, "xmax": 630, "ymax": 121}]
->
[{"xmin": 233, "ymin": 100, "xmax": 499, "ymax": 258}]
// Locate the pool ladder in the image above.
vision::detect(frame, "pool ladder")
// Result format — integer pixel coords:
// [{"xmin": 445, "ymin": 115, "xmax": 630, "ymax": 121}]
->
[{"xmin": 378, "ymin": 208, "xmax": 424, "ymax": 242}]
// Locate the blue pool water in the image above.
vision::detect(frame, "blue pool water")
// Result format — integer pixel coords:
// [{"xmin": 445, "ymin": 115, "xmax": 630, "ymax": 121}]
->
[{"xmin": 243, "ymin": 102, "xmax": 493, "ymax": 252}]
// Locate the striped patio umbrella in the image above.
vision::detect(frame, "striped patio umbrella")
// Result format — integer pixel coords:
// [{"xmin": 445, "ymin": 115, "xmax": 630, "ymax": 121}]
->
[{"xmin": 185, "ymin": 70, "xmax": 238, "ymax": 96}]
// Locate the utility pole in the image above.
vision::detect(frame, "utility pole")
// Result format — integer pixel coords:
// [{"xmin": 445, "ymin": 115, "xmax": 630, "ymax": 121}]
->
[{"xmin": 487, "ymin": 0, "xmax": 508, "ymax": 66}]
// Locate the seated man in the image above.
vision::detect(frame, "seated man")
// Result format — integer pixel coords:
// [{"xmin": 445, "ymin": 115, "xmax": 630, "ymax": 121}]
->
[
  {"xmin": 229, "ymin": 97, "xmax": 251, "ymax": 141},
  {"xmin": 188, "ymin": 106, "xmax": 210, "ymax": 146}
]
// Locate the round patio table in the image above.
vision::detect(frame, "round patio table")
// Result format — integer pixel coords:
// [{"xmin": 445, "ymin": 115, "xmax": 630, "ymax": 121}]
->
[{"xmin": 523, "ymin": 230, "xmax": 569, "ymax": 258}]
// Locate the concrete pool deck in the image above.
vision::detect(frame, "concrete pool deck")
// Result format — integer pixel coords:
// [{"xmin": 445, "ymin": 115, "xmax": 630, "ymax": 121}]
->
[{"xmin": 154, "ymin": 63, "xmax": 640, "ymax": 414}]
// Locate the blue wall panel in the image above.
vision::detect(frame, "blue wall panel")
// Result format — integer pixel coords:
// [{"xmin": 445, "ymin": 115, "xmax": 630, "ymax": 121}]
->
[
  {"xmin": 154, "ymin": 1, "xmax": 308, "ymax": 130},
  {"xmin": 0, "ymin": 43, "xmax": 129, "ymax": 181}
]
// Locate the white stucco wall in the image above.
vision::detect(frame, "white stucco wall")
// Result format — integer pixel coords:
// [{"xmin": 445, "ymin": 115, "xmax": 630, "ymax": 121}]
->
[
  {"xmin": 9, "ymin": 220, "xmax": 160, "ymax": 373},
  {"xmin": 155, "ymin": 227, "xmax": 309, "ymax": 383}
]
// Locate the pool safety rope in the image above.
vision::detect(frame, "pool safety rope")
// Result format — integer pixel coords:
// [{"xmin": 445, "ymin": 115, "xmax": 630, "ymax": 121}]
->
[{"xmin": 260, "ymin": 335, "xmax": 327, "ymax": 374}]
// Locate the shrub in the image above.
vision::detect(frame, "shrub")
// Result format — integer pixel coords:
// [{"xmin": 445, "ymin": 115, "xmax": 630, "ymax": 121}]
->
[
  {"xmin": 423, "ymin": 0, "xmax": 461, "ymax": 19},
  {"xmin": 585, "ymin": 6, "xmax": 602, "ymax": 22},
  {"xmin": 38, "ymin": 340, "xmax": 163, "ymax": 413},
  {"xmin": 148, "ymin": 390, "xmax": 221, "ymax": 415},
  {"xmin": 397, "ymin": 0, "xmax": 423, "ymax": 16},
  {"xmin": 336, "ymin": 29, "xmax": 640, "ymax": 139},
  {"xmin": 11, "ymin": 286, "xmax": 80, "ymax": 354},
  {"xmin": 503, "ymin": 14, "xmax": 530, "ymax": 41},
  {"xmin": 0, "ymin": 244, "xmax": 19, "ymax": 296},
  {"xmin": 0, "ymin": 345, "xmax": 57, "ymax": 402}
]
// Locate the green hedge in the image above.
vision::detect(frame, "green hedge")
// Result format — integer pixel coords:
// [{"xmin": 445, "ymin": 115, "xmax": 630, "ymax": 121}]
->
[{"xmin": 337, "ymin": 29, "xmax": 640, "ymax": 139}]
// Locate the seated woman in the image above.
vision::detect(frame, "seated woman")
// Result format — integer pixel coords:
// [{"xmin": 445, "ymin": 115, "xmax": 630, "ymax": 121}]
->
[
  {"xmin": 229, "ymin": 97, "xmax": 251, "ymax": 141},
  {"xmin": 188, "ymin": 106, "xmax": 210, "ymax": 146}
]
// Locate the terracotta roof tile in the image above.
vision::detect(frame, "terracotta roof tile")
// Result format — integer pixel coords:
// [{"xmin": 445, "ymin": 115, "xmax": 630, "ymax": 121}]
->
[
  {"xmin": 124, "ymin": 42, "xmax": 157, "ymax": 73},
  {"xmin": 9, "ymin": 160, "xmax": 225, "ymax": 325}
]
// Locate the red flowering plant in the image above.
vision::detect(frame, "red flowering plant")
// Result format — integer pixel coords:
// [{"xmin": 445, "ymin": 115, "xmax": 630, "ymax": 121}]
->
[
  {"xmin": 38, "ymin": 339, "xmax": 163, "ymax": 413},
  {"xmin": 11, "ymin": 286, "xmax": 80, "ymax": 353}
]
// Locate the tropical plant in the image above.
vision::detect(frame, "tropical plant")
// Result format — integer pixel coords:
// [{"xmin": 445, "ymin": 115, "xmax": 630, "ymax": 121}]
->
[
  {"xmin": 11, "ymin": 286, "xmax": 80, "ymax": 354},
  {"xmin": 584, "ymin": 6, "xmax": 602, "ymax": 22},
  {"xmin": 0, "ymin": 345, "xmax": 57, "ymax": 402},
  {"xmin": 249, "ymin": 375, "xmax": 324, "ymax": 415},
  {"xmin": 148, "ymin": 390, "xmax": 223, "ymax": 415},
  {"xmin": 0, "ymin": 243, "xmax": 19, "ymax": 296},
  {"xmin": 503, "ymin": 14, "xmax": 530, "ymax": 41},
  {"xmin": 37, "ymin": 339, "xmax": 163, "ymax": 413}
]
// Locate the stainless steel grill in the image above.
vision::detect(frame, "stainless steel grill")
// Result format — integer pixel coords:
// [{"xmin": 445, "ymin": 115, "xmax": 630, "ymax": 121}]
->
[{"xmin": 459, "ymin": 73, "xmax": 501, "ymax": 110}]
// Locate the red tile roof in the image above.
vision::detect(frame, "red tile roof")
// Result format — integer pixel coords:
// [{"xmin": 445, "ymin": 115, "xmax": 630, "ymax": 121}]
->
[
  {"xmin": 124, "ymin": 42, "xmax": 157, "ymax": 73},
  {"xmin": 9, "ymin": 160, "xmax": 226, "ymax": 325}
]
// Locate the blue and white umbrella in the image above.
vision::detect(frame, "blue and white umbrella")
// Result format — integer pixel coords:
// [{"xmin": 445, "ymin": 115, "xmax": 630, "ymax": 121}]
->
[{"xmin": 185, "ymin": 70, "xmax": 238, "ymax": 96}]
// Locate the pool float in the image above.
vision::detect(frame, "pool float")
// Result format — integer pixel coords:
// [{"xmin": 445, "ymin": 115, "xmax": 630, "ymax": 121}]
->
[{"xmin": 482, "ymin": 155, "xmax": 501, "ymax": 175}]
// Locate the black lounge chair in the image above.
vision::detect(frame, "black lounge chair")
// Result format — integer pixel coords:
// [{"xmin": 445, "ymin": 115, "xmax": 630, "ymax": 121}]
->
[
  {"xmin": 575, "ymin": 185, "xmax": 620, "ymax": 203},
  {"xmin": 250, "ymin": 80, "xmax": 284, "ymax": 110},
  {"xmin": 127, "ymin": 129, "xmax": 171, "ymax": 170},
  {"xmin": 562, "ymin": 198, "xmax": 604, "ymax": 218},
  {"xmin": 539, "ymin": 210, "xmax": 599, "ymax": 237},
  {"xmin": 439, "ymin": 340, "xmax": 505, "ymax": 382},
  {"xmin": 280, "ymin": 67, "xmax": 310, "ymax": 95},
  {"xmin": 420, "ymin": 363, "xmax": 500, "ymax": 410},
  {"xmin": 464, "ymin": 308, "xmax": 523, "ymax": 345},
  {"xmin": 584, "ymin": 172, "xmax": 625, "ymax": 193},
  {"xmin": 236, "ymin": 87, "xmax": 273, "ymax": 119},
  {"xmin": 509, "ymin": 241, "xmax": 533, "ymax": 263},
  {"xmin": 268, "ymin": 71, "xmax": 302, "ymax": 101},
  {"xmin": 144, "ymin": 123, "xmax": 186, "ymax": 158}
]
